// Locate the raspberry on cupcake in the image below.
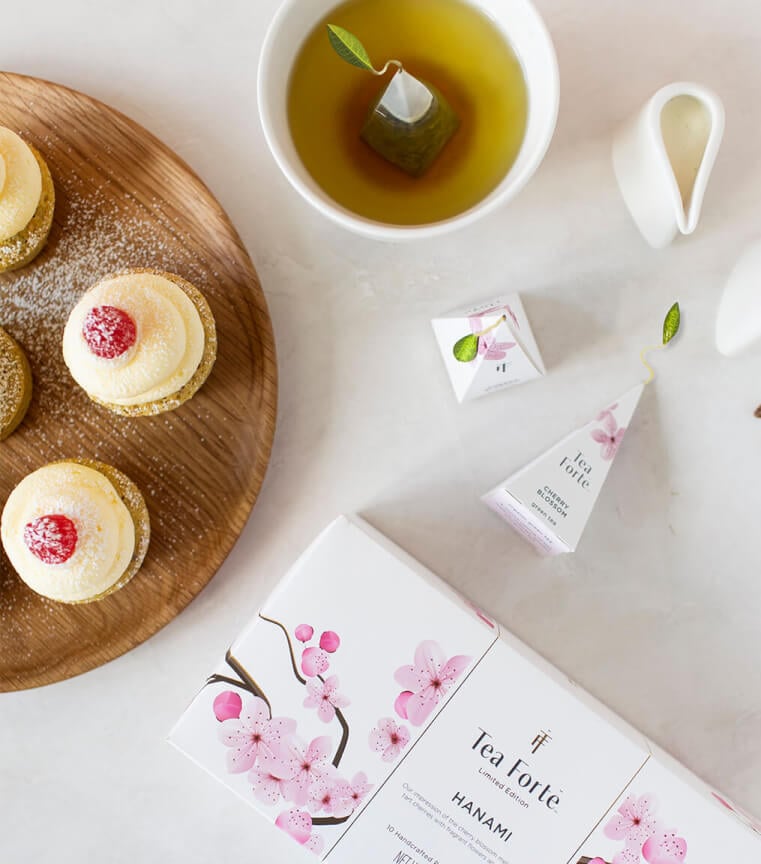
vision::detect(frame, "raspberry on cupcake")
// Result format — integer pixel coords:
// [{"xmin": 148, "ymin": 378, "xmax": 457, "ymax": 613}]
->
[
  {"xmin": 62, "ymin": 269, "xmax": 217, "ymax": 416},
  {"xmin": 1, "ymin": 460, "xmax": 150, "ymax": 604}
]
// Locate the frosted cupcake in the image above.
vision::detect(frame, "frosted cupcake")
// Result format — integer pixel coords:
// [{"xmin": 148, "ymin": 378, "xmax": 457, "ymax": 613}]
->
[
  {"xmin": 0, "ymin": 325, "xmax": 33, "ymax": 440},
  {"xmin": 0, "ymin": 127, "xmax": 55, "ymax": 272},
  {"xmin": 1, "ymin": 459, "xmax": 150, "ymax": 604},
  {"xmin": 63, "ymin": 269, "xmax": 217, "ymax": 416}
]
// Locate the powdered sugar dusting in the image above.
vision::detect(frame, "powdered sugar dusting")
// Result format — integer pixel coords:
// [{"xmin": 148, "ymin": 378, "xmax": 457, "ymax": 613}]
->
[
  {"xmin": 0, "ymin": 95, "xmax": 271, "ymax": 687},
  {"xmin": 0, "ymin": 168, "xmax": 211, "ymax": 420},
  {"xmin": 0, "ymin": 160, "xmax": 220, "ymax": 619}
]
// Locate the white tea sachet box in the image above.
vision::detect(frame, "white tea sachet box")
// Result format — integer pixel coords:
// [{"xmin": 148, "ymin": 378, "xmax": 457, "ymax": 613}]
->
[
  {"xmin": 431, "ymin": 294, "xmax": 545, "ymax": 402},
  {"xmin": 169, "ymin": 517, "xmax": 759, "ymax": 863},
  {"xmin": 483, "ymin": 384, "xmax": 644, "ymax": 555}
]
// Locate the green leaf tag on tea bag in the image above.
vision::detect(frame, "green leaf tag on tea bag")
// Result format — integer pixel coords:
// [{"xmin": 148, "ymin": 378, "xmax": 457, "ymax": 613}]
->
[{"xmin": 326, "ymin": 24, "xmax": 460, "ymax": 177}]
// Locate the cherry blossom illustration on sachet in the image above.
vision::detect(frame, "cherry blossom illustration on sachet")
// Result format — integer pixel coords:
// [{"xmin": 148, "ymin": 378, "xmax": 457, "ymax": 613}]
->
[
  {"xmin": 203, "ymin": 623, "xmax": 473, "ymax": 856},
  {"xmin": 204, "ymin": 618, "xmax": 370, "ymax": 856},
  {"xmin": 218, "ymin": 696, "xmax": 296, "ymax": 773},
  {"xmin": 304, "ymin": 676, "xmax": 350, "ymax": 722},
  {"xmin": 591, "ymin": 406, "xmax": 627, "ymax": 461},
  {"xmin": 580, "ymin": 790, "xmax": 688, "ymax": 864},
  {"xmin": 394, "ymin": 640, "xmax": 472, "ymax": 726},
  {"xmin": 365, "ymin": 639, "xmax": 471, "ymax": 767},
  {"xmin": 468, "ymin": 310, "xmax": 517, "ymax": 361},
  {"xmin": 604, "ymin": 794, "xmax": 659, "ymax": 846},
  {"xmin": 642, "ymin": 831, "xmax": 688, "ymax": 864},
  {"xmin": 369, "ymin": 718, "xmax": 411, "ymax": 762},
  {"xmin": 431, "ymin": 293, "xmax": 545, "ymax": 402}
]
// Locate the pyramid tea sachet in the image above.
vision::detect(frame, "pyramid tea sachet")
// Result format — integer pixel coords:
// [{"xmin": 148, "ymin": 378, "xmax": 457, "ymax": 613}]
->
[
  {"xmin": 432, "ymin": 293, "xmax": 545, "ymax": 402},
  {"xmin": 327, "ymin": 25, "xmax": 459, "ymax": 176},
  {"xmin": 483, "ymin": 303, "xmax": 682, "ymax": 554}
]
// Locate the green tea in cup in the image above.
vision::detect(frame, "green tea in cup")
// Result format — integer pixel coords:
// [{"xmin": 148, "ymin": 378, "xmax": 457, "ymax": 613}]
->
[{"xmin": 287, "ymin": 0, "xmax": 529, "ymax": 226}]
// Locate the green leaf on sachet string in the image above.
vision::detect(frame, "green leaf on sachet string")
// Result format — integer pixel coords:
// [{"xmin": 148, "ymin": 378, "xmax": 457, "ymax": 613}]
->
[
  {"xmin": 662, "ymin": 302, "xmax": 681, "ymax": 345},
  {"xmin": 453, "ymin": 334, "xmax": 479, "ymax": 363},
  {"xmin": 326, "ymin": 25, "xmax": 378, "ymax": 73}
]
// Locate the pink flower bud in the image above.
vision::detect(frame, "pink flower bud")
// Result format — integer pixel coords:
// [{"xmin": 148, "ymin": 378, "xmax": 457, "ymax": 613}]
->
[
  {"xmin": 295, "ymin": 623, "xmax": 314, "ymax": 643},
  {"xmin": 212, "ymin": 690, "xmax": 242, "ymax": 722},
  {"xmin": 319, "ymin": 630, "xmax": 341, "ymax": 653},
  {"xmin": 394, "ymin": 690, "xmax": 413, "ymax": 719},
  {"xmin": 301, "ymin": 646, "xmax": 329, "ymax": 677}
]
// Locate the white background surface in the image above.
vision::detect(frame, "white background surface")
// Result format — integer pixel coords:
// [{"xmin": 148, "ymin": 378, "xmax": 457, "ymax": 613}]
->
[{"xmin": 1, "ymin": 1, "xmax": 760, "ymax": 861}]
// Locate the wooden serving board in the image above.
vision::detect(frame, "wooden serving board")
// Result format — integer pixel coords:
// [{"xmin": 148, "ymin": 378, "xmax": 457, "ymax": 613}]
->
[{"xmin": 0, "ymin": 72, "xmax": 277, "ymax": 691}]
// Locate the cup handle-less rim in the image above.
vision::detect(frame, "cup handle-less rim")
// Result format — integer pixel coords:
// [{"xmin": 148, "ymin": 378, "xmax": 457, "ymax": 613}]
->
[{"xmin": 256, "ymin": 0, "xmax": 560, "ymax": 241}]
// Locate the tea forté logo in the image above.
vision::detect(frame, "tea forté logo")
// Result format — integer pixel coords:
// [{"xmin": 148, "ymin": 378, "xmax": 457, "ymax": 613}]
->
[{"xmin": 530, "ymin": 729, "xmax": 552, "ymax": 754}]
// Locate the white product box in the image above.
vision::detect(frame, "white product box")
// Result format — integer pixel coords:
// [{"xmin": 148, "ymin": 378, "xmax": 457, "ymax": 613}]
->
[
  {"xmin": 169, "ymin": 517, "xmax": 760, "ymax": 863},
  {"xmin": 483, "ymin": 384, "xmax": 644, "ymax": 555},
  {"xmin": 431, "ymin": 294, "xmax": 545, "ymax": 403}
]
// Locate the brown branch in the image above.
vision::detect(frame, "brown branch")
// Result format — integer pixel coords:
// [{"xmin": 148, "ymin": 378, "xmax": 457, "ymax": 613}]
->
[
  {"xmin": 206, "ymin": 673, "xmax": 255, "ymax": 692},
  {"xmin": 313, "ymin": 815, "xmax": 351, "ymax": 826},
  {"xmin": 259, "ymin": 615, "xmax": 350, "ymax": 768},
  {"xmin": 332, "ymin": 706, "xmax": 350, "ymax": 767},
  {"xmin": 259, "ymin": 614, "xmax": 306, "ymax": 684},
  {"xmin": 224, "ymin": 649, "xmax": 272, "ymax": 716},
  {"xmin": 316, "ymin": 672, "xmax": 350, "ymax": 768},
  {"xmin": 577, "ymin": 858, "xmax": 610, "ymax": 864}
]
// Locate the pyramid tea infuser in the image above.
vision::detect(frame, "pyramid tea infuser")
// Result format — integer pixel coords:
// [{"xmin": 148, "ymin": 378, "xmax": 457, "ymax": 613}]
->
[
  {"xmin": 326, "ymin": 24, "xmax": 460, "ymax": 177},
  {"xmin": 483, "ymin": 304, "xmax": 681, "ymax": 554},
  {"xmin": 431, "ymin": 294, "xmax": 545, "ymax": 402}
]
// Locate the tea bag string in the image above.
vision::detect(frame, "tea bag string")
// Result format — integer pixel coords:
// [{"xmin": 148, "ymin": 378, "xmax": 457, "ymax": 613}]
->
[
  {"xmin": 640, "ymin": 344, "xmax": 661, "ymax": 384},
  {"xmin": 369, "ymin": 59, "xmax": 403, "ymax": 76}
]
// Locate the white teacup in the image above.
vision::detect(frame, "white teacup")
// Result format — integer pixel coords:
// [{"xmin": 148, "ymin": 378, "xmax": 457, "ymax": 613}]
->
[{"xmin": 258, "ymin": 0, "xmax": 559, "ymax": 241}]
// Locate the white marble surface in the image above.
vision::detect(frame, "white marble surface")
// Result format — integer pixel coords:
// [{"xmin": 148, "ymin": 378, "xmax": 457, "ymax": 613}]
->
[{"xmin": 2, "ymin": 0, "xmax": 760, "ymax": 860}]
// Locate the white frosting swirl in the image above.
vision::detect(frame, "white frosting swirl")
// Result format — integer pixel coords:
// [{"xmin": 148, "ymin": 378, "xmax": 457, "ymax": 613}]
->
[
  {"xmin": 0, "ymin": 127, "xmax": 42, "ymax": 241},
  {"xmin": 63, "ymin": 272, "xmax": 205, "ymax": 406},
  {"xmin": 1, "ymin": 463, "xmax": 135, "ymax": 603}
]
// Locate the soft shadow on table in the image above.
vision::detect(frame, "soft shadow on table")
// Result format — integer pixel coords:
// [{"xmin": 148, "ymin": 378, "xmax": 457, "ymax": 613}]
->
[{"xmin": 520, "ymin": 294, "xmax": 606, "ymax": 371}]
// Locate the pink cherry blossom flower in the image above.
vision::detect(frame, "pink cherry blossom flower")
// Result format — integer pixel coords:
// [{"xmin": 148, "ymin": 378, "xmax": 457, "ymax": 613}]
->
[
  {"xmin": 301, "ymin": 646, "xmax": 330, "ymax": 677},
  {"xmin": 468, "ymin": 314, "xmax": 516, "ymax": 360},
  {"xmin": 612, "ymin": 843, "xmax": 642, "ymax": 864},
  {"xmin": 213, "ymin": 690, "xmax": 242, "ymax": 722},
  {"xmin": 591, "ymin": 408, "xmax": 626, "ymax": 461},
  {"xmin": 394, "ymin": 641, "xmax": 472, "ymax": 726},
  {"xmin": 218, "ymin": 697, "xmax": 296, "ymax": 774},
  {"xmin": 308, "ymin": 775, "xmax": 353, "ymax": 818},
  {"xmin": 334, "ymin": 771, "xmax": 373, "ymax": 814},
  {"xmin": 588, "ymin": 858, "xmax": 607, "ymax": 864},
  {"xmin": 604, "ymin": 793, "xmax": 659, "ymax": 845},
  {"xmin": 305, "ymin": 833, "xmax": 325, "ymax": 855},
  {"xmin": 597, "ymin": 404, "xmax": 619, "ymax": 420},
  {"xmin": 369, "ymin": 718, "xmax": 410, "ymax": 762},
  {"xmin": 303, "ymin": 675, "xmax": 350, "ymax": 722},
  {"xmin": 280, "ymin": 736, "xmax": 336, "ymax": 806},
  {"xmin": 295, "ymin": 624, "xmax": 314, "ymax": 643},
  {"xmin": 394, "ymin": 691, "xmax": 413, "ymax": 720},
  {"xmin": 319, "ymin": 630, "xmax": 341, "ymax": 653},
  {"xmin": 275, "ymin": 808, "xmax": 313, "ymax": 845},
  {"xmin": 250, "ymin": 765, "xmax": 290, "ymax": 806},
  {"xmin": 642, "ymin": 830, "xmax": 687, "ymax": 864},
  {"xmin": 482, "ymin": 340, "xmax": 517, "ymax": 361}
]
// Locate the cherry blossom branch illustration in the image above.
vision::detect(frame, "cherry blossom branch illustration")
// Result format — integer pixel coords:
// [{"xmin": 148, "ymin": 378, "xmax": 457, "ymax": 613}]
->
[
  {"xmin": 259, "ymin": 614, "xmax": 307, "ymax": 684},
  {"xmin": 259, "ymin": 613, "xmax": 350, "ymax": 768},
  {"xmin": 206, "ymin": 650, "xmax": 272, "ymax": 715}
]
